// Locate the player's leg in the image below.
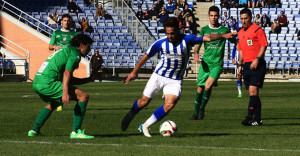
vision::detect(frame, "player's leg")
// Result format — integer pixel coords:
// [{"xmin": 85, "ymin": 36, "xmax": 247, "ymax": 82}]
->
[
  {"xmin": 198, "ymin": 77, "xmax": 215, "ymax": 119},
  {"xmin": 69, "ymin": 87, "xmax": 94, "ymax": 139},
  {"xmin": 121, "ymin": 95, "xmax": 152, "ymax": 131},
  {"xmin": 28, "ymin": 102, "xmax": 59, "ymax": 136},
  {"xmin": 121, "ymin": 73, "xmax": 160, "ymax": 131},
  {"xmin": 141, "ymin": 94, "xmax": 179, "ymax": 137},
  {"xmin": 140, "ymin": 77, "xmax": 181, "ymax": 137},
  {"xmin": 191, "ymin": 85, "xmax": 204, "ymax": 120},
  {"xmin": 237, "ymin": 72, "xmax": 242, "ymax": 97},
  {"xmin": 29, "ymin": 83, "xmax": 61, "ymax": 136},
  {"xmin": 191, "ymin": 62, "xmax": 208, "ymax": 120}
]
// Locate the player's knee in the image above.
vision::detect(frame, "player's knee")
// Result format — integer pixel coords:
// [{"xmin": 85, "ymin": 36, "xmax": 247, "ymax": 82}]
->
[
  {"xmin": 249, "ymin": 88, "xmax": 258, "ymax": 96},
  {"xmin": 139, "ymin": 98, "xmax": 149, "ymax": 107},
  {"xmin": 204, "ymin": 84, "xmax": 212, "ymax": 91},
  {"xmin": 164, "ymin": 103, "xmax": 175, "ymax": 113},
  {"xmin": 79, "ymin": 92, "xmax": 89, "ymax": 102}
]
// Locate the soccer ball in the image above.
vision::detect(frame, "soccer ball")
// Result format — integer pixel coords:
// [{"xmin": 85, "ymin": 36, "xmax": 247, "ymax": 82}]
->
[{"xmin": 159, "ymin": 120, "xmax": 177, "ymax": 137}]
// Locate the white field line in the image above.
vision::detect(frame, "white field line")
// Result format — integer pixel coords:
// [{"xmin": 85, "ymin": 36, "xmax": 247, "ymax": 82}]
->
[{"xmin": 1, "ymin": 140, "xmax": 300, "ymax": 153}]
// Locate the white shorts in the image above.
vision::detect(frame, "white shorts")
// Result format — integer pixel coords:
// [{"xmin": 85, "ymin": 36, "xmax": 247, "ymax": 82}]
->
[{"xmin": 143, "ymin": 73, "xmax": 182, "ymax": 98}]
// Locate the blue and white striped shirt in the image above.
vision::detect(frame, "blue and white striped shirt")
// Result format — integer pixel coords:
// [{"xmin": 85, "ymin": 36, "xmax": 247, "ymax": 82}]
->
[{"xmin": 146, "ymin": 34, "xmax": 203, "ymax": 80}]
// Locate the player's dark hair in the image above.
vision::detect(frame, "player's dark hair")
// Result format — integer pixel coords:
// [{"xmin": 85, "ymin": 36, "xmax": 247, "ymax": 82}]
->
[
  {"xmin": 240, "ymin": 8, "xmax": 252, "ymax": 18},
  {"xmin": 208, "ymin": 6, "xmax": 220, "ymax": 15},
  {"xmin": 61, "ymin": 14, "xmax": 72, "ymax": 21},
  {"xmin": 163, "ymin": 17, "xmax": 179, "ymax": 31},
  {"xmin": 70, "ymin": 34, "xmax": 93, "ymax": 48}
]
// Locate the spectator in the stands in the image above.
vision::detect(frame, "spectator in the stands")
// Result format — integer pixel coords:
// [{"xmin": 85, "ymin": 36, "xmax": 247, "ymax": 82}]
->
[
  {"xmin": 166, "ymin": 0, "xmax": 176, "ymax": 14},
  {"xmin": 221, "ymin": 11, "xmax": 230, "ymax": 27},
  {"xmin": 265, "ymin": 0, "xmax": 275, "ymax": 8},
  {"xmin": 239, "ymin": 0, "xmax": 247, "ymax": 8},
  {"xmin": 180, "ymin": 16, "xmax": 193, "ymax": 34},
  {"xmin": 297, "ymin": 30, "xmax": 300, "ymax": 40},
  {"xmin": 277, "ymin": 11, "xmax": 288, "ymax": 27},
  {"xmin": 96, "ymin": 4, "xmax": 106, "ymax": 20},
  {"xmin": 230, "ymin": 0, "xmax": 239, "ymax": 8},
  {"xmin": 144, "ymin": 9, "xmax": 151, "ymax": 20},
  {"xmin": 174, "ymin": 5, "xmax": 182, "ymax": 18},
  {"xmin": 254, "ymin": 14, "xmax": 261, "ymax": 25},
  {"xmin": 221, "ymin": 0, "xmax": 230, "ymax": 10},
  {"xmin": 47, "ymin": 15, "xmax": 58, "ymax": 27},
  {"xmin": 274, "ymin": 0, "xmax": 281, "ymax": 8},
  {"xmin": 183, "ymin": 4, "xmax": 192, "ymax": 16},
  {"xmin": 158, "ymin": 6, "xmax": 168, "ymax": 26},
  {"xmin": 136, "ymin": 7, "xmax": 144, "ymax": 21},
  {"xmin": 67, "ymin": 0, "xmax": 79, "ymax": 14},
  {"xmin": 230, "ymin": 19, "xmax": 239, "ymax": 31},
  {"xmin": 270, "ymin": 19, "xmax": 281, "ymax": 34},
  {"xmin": 69, "ymin": 20, "xmax": 76, "ymax": 31},
  {"xmin": 255, "ymin": 0, "xmax": 264, "ymax": 8},
  {"xmin": 155, "ymin": 0, "xmax": 165, "ymax": 12},
  {"xmin": 248, "ymin": 0, "xmax": 255, "ymax": 8},
  {"xmin": 51, "ymin": 11, "xmax": 59, "ymax": 23},
  {"xmin": 178, "ymin": 0, "xmax": 187, "ymax": 9},
  {"xmin": 231, "ymin": 24, "xmax": 238, "ymax": 33},
  {"xmin": 150, "ymin": 5, "xmax": 158, "ymax": 20},
  {"xmin": 79, "ymin": 17, "xmax": 93, "ymax": 33},
  {"xmin": 84, "ymin": 0, "xmax": 92, "ymax": 7},
  {"xmin": 261, "ymin": 13, "xmax": 271, "ymax": 27},
  {"xmin": 178, "ymin": 11, "xmax": 185, "ymax": 22}
]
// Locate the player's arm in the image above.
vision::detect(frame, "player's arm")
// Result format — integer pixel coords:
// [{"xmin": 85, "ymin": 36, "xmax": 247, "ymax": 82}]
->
[
  {"xmin": 62, "ymin": 69, "xmax": 72, "ymax": 106},
  {"xmin": 194, "ymin": 44, "xmax": 201, "ymax": 63},
  {"xmin": 49, "ymin": 44, "xmax": 62, "ymax": 51},
  {"xmin": 202, "ymin": 32, "xmax": 237, "ymax": 42},
  {"xmin": 124, "ymin": 54, "xmax": 150, "ymax": 84},
  {"xmin": 49, "ymin": 32, "xmax": 61, "ymax": 50}
]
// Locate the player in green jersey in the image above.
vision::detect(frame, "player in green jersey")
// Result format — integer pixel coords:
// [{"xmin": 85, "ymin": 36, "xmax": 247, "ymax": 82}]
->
[
  {"xmin": 191, "ymin": 6, "xmax": 237, "ymax": 120},
  {"xmin": 49, "ymin": 14, "xmax": 77, "ymax": 51},
  {"xmin": 28, "ymin": 34, "xmax": 95, "ymax": 139},
  {"xmin": 49, "ymin": 14, "xmax": 77, "ymax": 111}
]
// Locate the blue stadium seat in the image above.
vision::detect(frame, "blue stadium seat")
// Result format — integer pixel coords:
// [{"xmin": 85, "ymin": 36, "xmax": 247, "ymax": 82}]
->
[
  {"xmin": 290, "ymin": 54, "xmax": 298, "ymax": 61},
  {"xmin": 281, "ymin": 47, "xmax": 288, "ymax": 54},
  {"xmin": 281, "ymin": 54, "xmax": 289, "ymax": 61}
]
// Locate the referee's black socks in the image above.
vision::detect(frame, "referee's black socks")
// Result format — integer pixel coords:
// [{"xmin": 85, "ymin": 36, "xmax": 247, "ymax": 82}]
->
[{"xmin": 249, "ymin": 96, "xmax": 261, "ymax": 121}]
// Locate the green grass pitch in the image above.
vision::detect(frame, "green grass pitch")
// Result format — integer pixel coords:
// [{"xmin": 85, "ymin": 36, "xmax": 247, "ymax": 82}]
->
[{"xmin": 0, "ymin": 81, "xmax": 300, "ymax": 155}]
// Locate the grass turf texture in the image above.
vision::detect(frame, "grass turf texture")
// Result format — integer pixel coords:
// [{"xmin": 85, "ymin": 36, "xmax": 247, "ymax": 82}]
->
[{"xmin": 0, "ymin": 81, "xmax": 300, "ymax": 155}]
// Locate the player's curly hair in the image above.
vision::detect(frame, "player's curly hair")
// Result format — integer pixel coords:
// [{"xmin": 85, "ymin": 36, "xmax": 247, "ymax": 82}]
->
[
  {"xmin": 163, "ymin": 17, "xmax": 179, "ymax": 31},
  {"xmin": 240, "ymin": 8, "xmax": 252, "ymax": 18},
  {"xmin": 70, "ymin": 34, "xmax": 93, "ymax": 47}
]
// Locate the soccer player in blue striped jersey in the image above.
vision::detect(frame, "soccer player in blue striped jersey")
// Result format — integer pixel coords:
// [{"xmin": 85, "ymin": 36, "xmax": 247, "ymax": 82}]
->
[
  {"xmin": 231, "ymin": 41, "xmax": 243, "ymax": 98},
  {"xmin": 121, "ymin": 17, "xmax": 236, "ymax": 137}
]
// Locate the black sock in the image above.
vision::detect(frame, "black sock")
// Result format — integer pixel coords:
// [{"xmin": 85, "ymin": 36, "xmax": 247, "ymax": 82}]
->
[
  {"xmin": 248, "ymin": 96, "xmax": 256, "ymax": 118},
  {"xmin": 254, "ymin": 96, "xmax": 261, "ymax": 121}
]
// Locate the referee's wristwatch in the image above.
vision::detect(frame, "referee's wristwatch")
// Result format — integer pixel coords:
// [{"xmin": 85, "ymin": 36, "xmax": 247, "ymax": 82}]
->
[{"xmin": 256, "ymin": 57, "xmax": 261, "ymax": 61}]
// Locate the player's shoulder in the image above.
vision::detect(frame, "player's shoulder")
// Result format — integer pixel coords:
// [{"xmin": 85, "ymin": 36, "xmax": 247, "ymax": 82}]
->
[
  {"xmin": 201, "ymin": 25, "xmax": 210, "ymax": 31},
  {"xmin": 250, "ymin": 24, "xmax": 263, "ymax": 32}
]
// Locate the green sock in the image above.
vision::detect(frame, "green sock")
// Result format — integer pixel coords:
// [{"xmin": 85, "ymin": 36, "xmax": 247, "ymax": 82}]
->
[
  {"xmin": 199, "ymin": 89, "xmax": 212, "ymax": 110},
  {"xmin": 32, "ymin": 107, "xmax": 52, "ymax": 132},
  {"xmin": 194, "ymin": 92, "xmax": 203, "ymax": 116},
  {"xmin": 72, "ymin": 102, "xmax": 87, "ymax": 132}
]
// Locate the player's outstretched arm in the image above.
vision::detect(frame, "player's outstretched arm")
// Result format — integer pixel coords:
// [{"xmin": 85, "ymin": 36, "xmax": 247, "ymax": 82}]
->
[
  {"xmin": 49, "ymin": 44, "xmax": 61, "ymax": 51},
  {"xmin": 203, "ymin": 32, "xmax": 237, "ymax": 42},
  {"xmin": 194, "ymin": 44, "xmax": 201, "ymax": 63},
  {"xmin": 124, "ymin": 54, "xmax": 150, "ymax": 84}
]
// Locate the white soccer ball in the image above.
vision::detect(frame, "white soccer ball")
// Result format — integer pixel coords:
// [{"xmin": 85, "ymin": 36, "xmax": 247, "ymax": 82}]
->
[{"xmin": 159, "ymin": 120, "xmax": 177, "ymax": 137}]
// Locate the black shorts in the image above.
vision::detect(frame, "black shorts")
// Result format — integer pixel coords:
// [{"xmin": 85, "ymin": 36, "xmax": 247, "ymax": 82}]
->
[{"xmin": 242, "ymin": 60, "xmax": 266, "ymax": 90}]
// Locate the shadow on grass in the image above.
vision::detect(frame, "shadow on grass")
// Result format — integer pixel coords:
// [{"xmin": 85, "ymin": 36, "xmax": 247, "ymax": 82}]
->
[
  {"xmin": 93, "ymin": 133, "xmax": 231, "ymax": 138},
  {"xmin": 263, "ymin": 117, "xmax": 300, "ymax": 120},
  {"xmin": 263, "ymin": 123, "xmax": 300, "ymax": 126}
]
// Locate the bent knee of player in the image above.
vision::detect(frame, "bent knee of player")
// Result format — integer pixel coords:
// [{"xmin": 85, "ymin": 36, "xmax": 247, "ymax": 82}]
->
[
  {"xmin": 78, "ymin": 92, "xmax": 89, "ymax": 102},
  {"xmin": 163, "ymin": 103, "xmax": 175, "ymax": 113},
  {"xmin": 139, "ymin": 95, "xmax": 151, "ymax": 107}
]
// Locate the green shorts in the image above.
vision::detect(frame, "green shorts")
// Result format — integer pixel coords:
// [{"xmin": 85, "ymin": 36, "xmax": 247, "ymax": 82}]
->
[
  {"xmin": 33, "ymin": 81, "xmax": 63, "ymax": 105},
  {"xmin": 197, "ymin": 61, "xmax": 223, "ymax": 86}
]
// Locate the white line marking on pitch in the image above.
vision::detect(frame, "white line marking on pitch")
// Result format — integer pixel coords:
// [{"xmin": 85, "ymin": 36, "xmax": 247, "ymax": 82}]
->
[{"xmin": 1, "ymin": 140, "xmax": 300, "ymax": 152}]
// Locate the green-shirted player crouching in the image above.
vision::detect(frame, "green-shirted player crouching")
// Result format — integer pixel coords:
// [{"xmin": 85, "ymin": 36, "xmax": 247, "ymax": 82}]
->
[
  {"xmin": 28, "ymin": 34, "xmax": 94, "ymax": 139},
  {"xmin": 191, "ymin": 6, "xmax": 237, "ymax": 120},
  {"xmin": 49, "ymin": 14, "xmax": 77, "ymax": 111}
]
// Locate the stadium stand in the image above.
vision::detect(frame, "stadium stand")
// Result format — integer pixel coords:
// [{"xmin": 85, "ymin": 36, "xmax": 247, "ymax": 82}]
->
[
  {"xmin": 1, "ymin": 0, "xmax": 153, "ymax": 70},
  {"xmin": 217, "ymin": 0, "xmax": 300, "ymax": 74}
]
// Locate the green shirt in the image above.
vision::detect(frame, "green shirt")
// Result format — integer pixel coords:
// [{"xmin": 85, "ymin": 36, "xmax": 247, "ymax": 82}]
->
[
  {"xmin": 34, "ymin": 45, "xmax": 81, "ymax": 83},
  {"xmin": 49, "ymin": 29, "xmax": 77, "ymax": 47},
  {"xmin": 199, "ymin": 25, "xmax": 236, "ymax": 67}
]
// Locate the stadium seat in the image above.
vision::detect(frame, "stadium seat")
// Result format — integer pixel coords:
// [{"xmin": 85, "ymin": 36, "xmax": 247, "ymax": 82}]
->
[
  {"xmin": 281, "ymin": 54, "xmax": 289, "ymax": 61},
  {"xmin": 279, "ymin": 40, "xmax": 287, "ymax": 47},
  {"xmin": 273, "ymin": 54, "xmax": 280, "ymax": 61},
  {"xmin": 280, "ymin": 47, "xmax": 288, "ymax": 54}
]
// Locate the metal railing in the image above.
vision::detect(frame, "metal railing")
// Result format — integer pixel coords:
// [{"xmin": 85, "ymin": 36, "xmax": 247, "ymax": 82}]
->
[
  {"xmin": 0, "ymin": 0, "xmax": 55, "ymax": 37},
  {"xmin": 109, "ymin": 0, "xmax": 156, "ymax": 51},
  {"xmin": 0, "ymin": 35, "xmax": 30, "ymax": 79}
]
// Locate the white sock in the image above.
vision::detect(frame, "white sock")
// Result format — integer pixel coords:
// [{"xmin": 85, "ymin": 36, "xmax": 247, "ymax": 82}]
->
[
  {"xmin": 238, "ymin": 86, "xmax": 242, "ymax": 94},
  {"xmin": 145, "ymin": 114, "xmax": 157, "ymax": 127}
]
